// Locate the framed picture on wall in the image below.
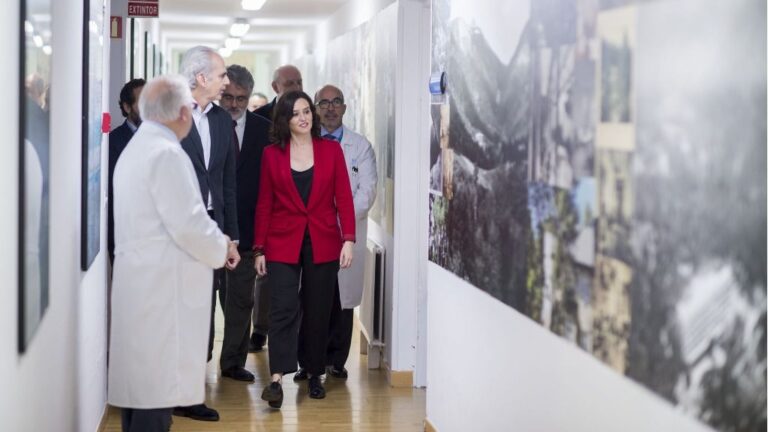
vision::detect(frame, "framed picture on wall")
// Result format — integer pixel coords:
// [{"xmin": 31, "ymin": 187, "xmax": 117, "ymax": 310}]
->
[
  {"xmin": 19, "ymin": 0, "xmax": 53, "ymax": 352},
  {"xmin": 81, "ymin": 0, "xmax": 105, "ymax": 270}
]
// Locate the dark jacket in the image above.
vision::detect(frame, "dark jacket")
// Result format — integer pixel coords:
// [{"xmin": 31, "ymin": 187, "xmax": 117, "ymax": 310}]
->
[
  {"xmin": 253, "ymin": 97, "xmax": 276, "ymax": 122},
  {"xmin": 236, "ymin": 111, "xmax": 272, "ymax": 251},
  {"xmin": 107, "ymin": 120, "xmax": 135, "ymax": 261},
  {"xmin": 180, "ymin": 103, "xmax": 239, "ymax": 240}
]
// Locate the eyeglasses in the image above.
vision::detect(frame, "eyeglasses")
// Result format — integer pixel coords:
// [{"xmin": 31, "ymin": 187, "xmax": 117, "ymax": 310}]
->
[
  {"xmin": 316, "ymin": 97, "xmax": 344, "ymax": 109},
  {"xmin": 221, "ymin": 94, "xmax": 249, "ymax": 104}
]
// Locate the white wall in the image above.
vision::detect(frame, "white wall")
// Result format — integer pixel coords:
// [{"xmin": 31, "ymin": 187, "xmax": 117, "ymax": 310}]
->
[
  {"xmin": 297, "ymin": 0, "xmax": 432, "ymax": 382},
  {"xmin": 0, "ymin": 1, "xmax": 110, "ymax": 431},
  {"xmin": 426, "ymin": 264, "xmax": 714, "ymax": 432}
]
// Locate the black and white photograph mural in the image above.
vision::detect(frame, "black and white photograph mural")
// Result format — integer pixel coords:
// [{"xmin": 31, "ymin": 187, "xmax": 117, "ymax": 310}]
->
[
  {"xmin": 323, "ymin": 3, "xmax": 397, "ymax": 234},
  {"xmin": 429, "ymin": 0, "xmax": 767, "ymax": 430}
]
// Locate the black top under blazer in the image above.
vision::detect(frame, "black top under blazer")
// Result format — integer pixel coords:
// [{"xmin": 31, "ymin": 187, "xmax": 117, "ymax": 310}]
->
[
  {"xmin": 180, "ymin": 103, "xmax": 239, "ymax": 240},
  {"xmin": 236, "ymin": 111, "xmax": 272, "ymax": 252}
]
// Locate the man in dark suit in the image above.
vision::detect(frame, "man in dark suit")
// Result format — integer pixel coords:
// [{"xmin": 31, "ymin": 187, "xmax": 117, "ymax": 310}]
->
[
  {"xmin": 107, "ymin": 78, "xmax": 145, "ymax": 263},
  {"xmin": 217, "ymin": 64, "xmax": 272, "ymax": 383},
  {"xmin": 173, "ymin": 46, "xmax": 241, "ymax": 423},
  {"xmin": 253, "ymin": 64, "xmax": 303, "ymax": 121}
]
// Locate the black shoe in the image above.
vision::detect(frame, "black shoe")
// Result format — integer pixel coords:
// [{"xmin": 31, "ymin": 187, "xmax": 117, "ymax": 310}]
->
[
  {"xmin": 326, "ymin": 366, "xmax": 348, "ymax": 379},
  {"xmin": 293, "ymin": 367, "xmax": 308, "ymax": 381},
  {"xmin": 261, "ymin": 381, "xmax": 283, "ymax": 409},
  {"xmin": 249, "ymin": 333, "xmax": 266, "ymax": 353},
  {"xmin": 172, "ymin": 403, "xmax": 220, "ymax": 421},
  {"xmin": 222, "ymin": 366, "xmax": 255, "ymax": 382},
  {"xmin": 308, "ymin": 376, "xmax": 326, "ymax": 399}
]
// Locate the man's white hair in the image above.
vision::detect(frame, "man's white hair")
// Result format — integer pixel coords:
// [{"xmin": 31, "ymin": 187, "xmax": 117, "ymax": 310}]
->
[
  {"xmin": 138, "ymin": 74, "xmax": 193, "ymax": 123},
  {"xmin": 180, "ymin": 45, "xmax": 217, "ymax": 89}
]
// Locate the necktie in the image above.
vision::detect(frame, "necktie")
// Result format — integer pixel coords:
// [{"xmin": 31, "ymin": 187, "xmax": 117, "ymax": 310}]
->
[
  {"xmin": 323, "ymin": 133, "xmax": 338, "ymax": 142},
  {"xmin": 232, "ymin": 120, "xmax": 240, "ymax": 161}
]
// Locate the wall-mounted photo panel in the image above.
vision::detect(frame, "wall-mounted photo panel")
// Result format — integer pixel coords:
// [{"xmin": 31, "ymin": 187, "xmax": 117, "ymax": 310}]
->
[
  {"xmin": 81, "ymin": 0, "xmax": 105, "ymax": 270},
  {"xmin": 19, "ymin": 0, "xmax": 53, "ymax": 353},
  {"xmin": 429, "ymin": 0, "xmax": 766, "ymax": 429}
]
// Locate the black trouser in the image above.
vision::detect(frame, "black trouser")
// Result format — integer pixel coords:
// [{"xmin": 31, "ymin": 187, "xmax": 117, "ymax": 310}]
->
[
  {"xmin": 298, "ymin": 279, "xmax": 355, "ymax": 370},
  {"xmin": 219, "ymin": 250, "xmax": 256, "ymax": 370},
  {"xmin": 251, "ymin": 273, "xmax": 271, "ymax": 338},
  {"xmin": 207, "ymin": 268, "xmax": 224, "ymax": 362},
  {"xmin": 267, "ymin": 235, "xmax": 338, "ymax": 376},
  {"xmin": 326, "ymin": 281, "xmax": 354, "ymax": 369},
  {"xmin": 121, "ymin": 408, "xmax": 172, "ymax": 432}
]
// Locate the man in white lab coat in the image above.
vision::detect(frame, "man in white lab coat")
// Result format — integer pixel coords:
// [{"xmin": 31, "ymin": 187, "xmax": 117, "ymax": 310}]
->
[
  {"xmin": 295, "ymin": 84, "xmax": 378, "ymax": 380},
  {"xmin": 108, "ymin": 74, "xmax": 238, "ymax": 432}
]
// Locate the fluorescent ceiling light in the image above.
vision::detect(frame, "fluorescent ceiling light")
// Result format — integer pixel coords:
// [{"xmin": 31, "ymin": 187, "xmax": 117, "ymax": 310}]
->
[
  {"xmin": 25, "ymin": 21, "xmax": 34, "ymax": 34},
  {"xmin": 242, "ymin": 0, "xmax": 267, "ymax": 11},
  {"xmin": 33, "ymin": 35, "xmax": 43, "ymax": 47},
  {"xmin": 42, "ymin": 45, "xmax": 52, "ymax": 55},
  {"xmin": 218, "ymin": 47, "xmax": 232, "ymax": 58},
  {"xmin": 225, "ymin": 37, "xmax": 241, "ymax": 50},
  {"xmin": 230, "ymin": 18, "xmax": 250, "ymax": 37}
]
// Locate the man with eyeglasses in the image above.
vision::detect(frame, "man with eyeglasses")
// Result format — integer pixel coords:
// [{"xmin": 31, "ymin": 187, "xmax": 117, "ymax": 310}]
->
[
  {"xmin": 217, "ymin": 64, "xmax": 273, "ymax": 384},
  {"xmin": 253, "ymin": 64, "xmax": 303, "ymax": 121},
  {"xmin": 294, "ymin": 84, "xmax": 378, "ymax": 381}
]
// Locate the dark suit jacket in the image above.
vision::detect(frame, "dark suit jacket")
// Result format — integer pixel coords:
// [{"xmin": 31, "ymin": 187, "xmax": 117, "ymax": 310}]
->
[
  {"xmin": 180, "ymin": 103, "xmax": 239, "ymax": 240},
  {"xmin": 254, "ymin": 137, "xmax": 356, "ymax": 264},
  {"xmin": 253, "ymin": 97, "xmax": 276, "ymax": 122},
  {"xmin": 236, "ymin": 111, "xmax": 272, "ymax": 252},
  {"xmin": 107, "ymin": 120, "xmax": 135, "ymax": 261}
]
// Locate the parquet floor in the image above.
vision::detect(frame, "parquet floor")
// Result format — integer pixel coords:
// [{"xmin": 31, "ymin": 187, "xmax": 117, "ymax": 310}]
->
[{"xmin": 103, "ymin": 301, "xmax": 426, "ymax": 431}]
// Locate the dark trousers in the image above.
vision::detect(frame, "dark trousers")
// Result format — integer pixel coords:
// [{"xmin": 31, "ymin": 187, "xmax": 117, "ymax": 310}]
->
[
  {"xmin": 207, "ymin": 268, "xmax": 224, "ymax": 362},
  {"xmin": 219, "ymin": 251, "xmax": 256, "ymax": 370},
  {"xmin": 326, "ymin": 282, "xmax": 354, "ymax": 369},
  {"xmin": 267, "ymin": 236, "xmax": 338, "ymax": 376},
  {"xmin": 121, "ymin": 407, "xmax": 172, "ymax": 432},
  {"xmin": 251, "ymin": 273, "xmax": 271, "ymax": 337}
]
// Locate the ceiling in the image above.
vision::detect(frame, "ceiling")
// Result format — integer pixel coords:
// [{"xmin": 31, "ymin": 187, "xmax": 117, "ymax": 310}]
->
[{"xmin": 158, "ymin": 0, "xmax": 349, "ymax": 56}]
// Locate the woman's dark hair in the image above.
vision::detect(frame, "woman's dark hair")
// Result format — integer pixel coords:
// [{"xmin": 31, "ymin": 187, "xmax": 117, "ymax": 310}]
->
[{"xmin": 269, "ymin": 90, "xmax": 320, "ymax": 147}]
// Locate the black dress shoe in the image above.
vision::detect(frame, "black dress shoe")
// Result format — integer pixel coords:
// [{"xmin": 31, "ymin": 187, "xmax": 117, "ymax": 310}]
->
[
  {"xmin": 293, "ymin": 367, "xmax": 308, "ymax": 381},
  {"xmin": 172, "ymin": 403, "xmax": 220, "ymax": 421},
  {"xmin": 308, "ymin": 376, "xmax": 326, "ymax": 399},
  {"xmin": 222, "ymin": 366, "xmax": 255, "ymax": 382},
  {"xmin": 249, "ymin": 333, "xmax": 266, "ymax": 353},
  {"xmin": 326, "ymin": 366, "xmax": 348, "ymax": 379},
  {"xmin": 261, "ymin": 382, "xmax": 283, "ymax": 409}
]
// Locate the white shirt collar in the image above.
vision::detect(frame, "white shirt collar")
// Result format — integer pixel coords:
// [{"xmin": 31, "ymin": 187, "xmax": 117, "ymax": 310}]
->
[{"xmin": 235, "ymin": 111, "xmax": 246, "ymax": 127}]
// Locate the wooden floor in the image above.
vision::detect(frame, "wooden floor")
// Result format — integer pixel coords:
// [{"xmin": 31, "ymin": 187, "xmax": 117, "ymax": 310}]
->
[{"xmin": 103, "ymin": 301, "xmax": 426, "ymax": 431}]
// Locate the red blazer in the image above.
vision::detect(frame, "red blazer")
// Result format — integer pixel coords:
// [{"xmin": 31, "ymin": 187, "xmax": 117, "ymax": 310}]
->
[{"xmin": 253, "ymin": 137, "xmax": 356, "ymax": 264}]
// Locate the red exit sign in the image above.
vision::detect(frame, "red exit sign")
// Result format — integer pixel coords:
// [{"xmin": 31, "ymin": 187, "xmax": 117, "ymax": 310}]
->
[{"xmin": 128, "ymin": 0, "xmax": 159, "ymax": 17}]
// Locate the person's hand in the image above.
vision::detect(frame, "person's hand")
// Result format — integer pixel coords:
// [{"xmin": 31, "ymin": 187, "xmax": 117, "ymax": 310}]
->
[
  {"xmin": 225, "ymin": 242, "xmax": 240, "ymax": 270},
  {"xmin": 255, "ymin": 254, "xmax": 267, "ymax": 276},
  {"xmin": 340, "ymin": 241, "xmax": 354, "ymax": 269}
]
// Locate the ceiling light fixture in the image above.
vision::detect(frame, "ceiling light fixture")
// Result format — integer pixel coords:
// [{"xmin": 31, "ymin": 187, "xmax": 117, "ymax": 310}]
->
[
  {"xmin": 219, "ymin": 47, "xmax": 232, "ymax": 58},
  {"xmin": 241, "ymin": 0, "xmax": 267, "ymax": 11},
  {"xmin": 230, "ymin": 18, "xmax": 250, "ymax": 37},
  {"xmin": 225, "ymin": 37, "xmax": 241, "ymax": 50}
]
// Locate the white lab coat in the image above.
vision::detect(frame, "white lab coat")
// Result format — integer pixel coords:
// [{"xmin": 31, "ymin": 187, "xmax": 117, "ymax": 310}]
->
[
  {"xmin": 337, "ymin": 125, "xmax": 378, "ymax": 309},
  {"xmin": 108, "ymin": 121, "xmax": 228, "ymax": 409}
]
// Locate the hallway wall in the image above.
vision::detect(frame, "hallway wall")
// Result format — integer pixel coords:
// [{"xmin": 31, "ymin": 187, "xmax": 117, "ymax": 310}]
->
[
  {"xmin": 1, "ymin": 1, "xmax": 111, "ymax": 431},
  {"xmin": 425, "ymin": 0, "xmax": 766, "ymax": 431}
]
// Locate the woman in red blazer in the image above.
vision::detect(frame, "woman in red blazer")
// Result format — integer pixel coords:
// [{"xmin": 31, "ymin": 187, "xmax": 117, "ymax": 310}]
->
[{"xmin": 254, "ymin": 90, "xmax": 355, "ymax": 408}]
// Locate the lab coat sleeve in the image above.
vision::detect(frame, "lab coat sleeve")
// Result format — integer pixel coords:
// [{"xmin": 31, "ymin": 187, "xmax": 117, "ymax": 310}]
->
[{"xmin": 353, "ymin": 137, "xmax": 378, "ymax": 221}]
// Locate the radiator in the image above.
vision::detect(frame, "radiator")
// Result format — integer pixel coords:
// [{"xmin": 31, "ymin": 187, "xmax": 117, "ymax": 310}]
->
[{"xmin": 359, "ymin": 239, "xmax": 385, "ymax": 369}]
